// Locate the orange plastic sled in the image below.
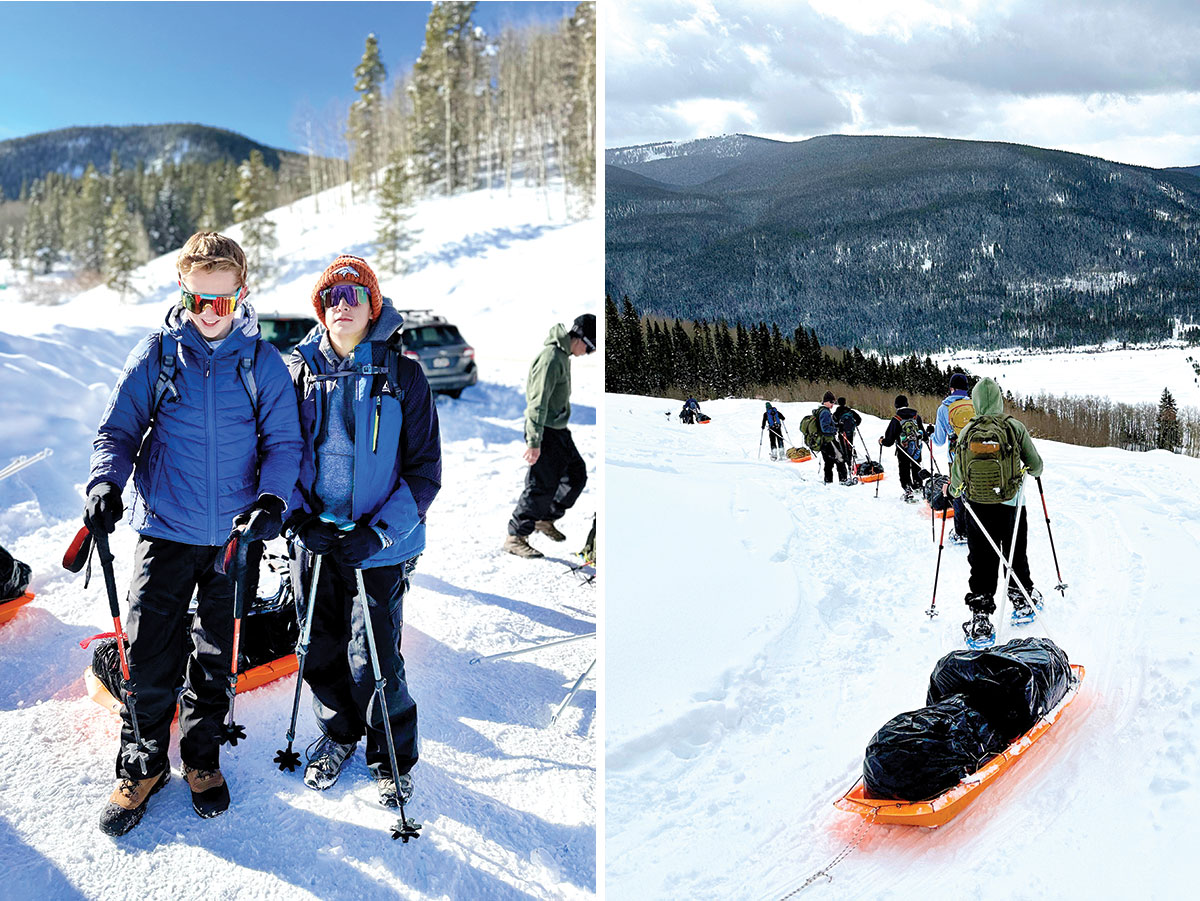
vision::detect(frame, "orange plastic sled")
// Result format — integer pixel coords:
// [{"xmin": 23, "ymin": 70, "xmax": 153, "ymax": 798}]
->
[
  {"xmin": 0, "ymin": 591, "xmax": 35, "ymax": 626},
  {"xmin": 924, "ymin": 505, "xmax": 954, "ymax": 519},
  {"xmin": 85, "ymin": 653, "xmax": 299, "ymax": 717},
  {"xmin": 788, "ymin": 450, "xmax": 813, "ymax": 463},
  {"xmin": 834, "ymin": 663, "xmax": 1085, "ymax": 828},
  {"xmin": 858, "ymin": 473, "xmax": 885, "ymax": 484}
]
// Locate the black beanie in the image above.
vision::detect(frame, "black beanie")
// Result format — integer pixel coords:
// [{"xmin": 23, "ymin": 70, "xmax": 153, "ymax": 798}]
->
[
  {"xmin": 569, "ymin": 313, "xmax": 596, "ymax": 351},
  {"xmin": 895, "ymin": 394, "xmax": 908, "ymax": 409},
  {"xmin": 836, "ymin": 396, "xmax": 846, "ymax": 406},
  {"xmin": 822, "ymin": 391, "xmax": 835, "ymax": 404},
  {"xmin": 950, "ymin": 372, "xmax": 968, "ymax": 391}
]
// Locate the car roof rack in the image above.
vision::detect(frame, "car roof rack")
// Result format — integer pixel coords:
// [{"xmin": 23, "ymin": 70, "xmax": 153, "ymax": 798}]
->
[{"xmin": 396, "ymin": 309, "xmax": 448, "ymax": 325}]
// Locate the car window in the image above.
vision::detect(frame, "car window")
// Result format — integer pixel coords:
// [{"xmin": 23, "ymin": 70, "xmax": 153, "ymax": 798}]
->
[
  {"xmin": 260, "ymin": 318, "xmax": 318, "ymax": 352},
  {"xmin": 403, "ymin": 325, "xmax": 463, "ymax": 349}
]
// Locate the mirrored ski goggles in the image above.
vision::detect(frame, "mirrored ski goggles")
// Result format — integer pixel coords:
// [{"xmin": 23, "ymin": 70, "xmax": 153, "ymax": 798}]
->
[
  {"xmin": 319, "ymin": 284, "xmax": 371, "ymax": 309},
  {"xmin": 179, "ymin": 281, "xmax": 246, "ymax": 317}
]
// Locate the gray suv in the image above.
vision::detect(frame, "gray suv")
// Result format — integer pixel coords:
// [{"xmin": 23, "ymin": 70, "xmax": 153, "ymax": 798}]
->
[{"xmin": 397, "ymin": 309, "xmax": 478, "ymax": 398}]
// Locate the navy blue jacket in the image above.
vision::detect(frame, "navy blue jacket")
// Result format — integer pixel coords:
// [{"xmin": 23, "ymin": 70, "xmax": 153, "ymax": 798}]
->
[
  {"xmin": 288, "ymin": 301, "xmax": 441, "ymax": 566},
  {"xmin": 88, "ymin": 303, "xmax": 303, "ymax": 547}
]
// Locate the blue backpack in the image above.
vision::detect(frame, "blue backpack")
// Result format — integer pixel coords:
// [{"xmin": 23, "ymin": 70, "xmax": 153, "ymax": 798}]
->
[{"xmin": 897, "ymin": 416, "xmax": 923, "ymax": 462}]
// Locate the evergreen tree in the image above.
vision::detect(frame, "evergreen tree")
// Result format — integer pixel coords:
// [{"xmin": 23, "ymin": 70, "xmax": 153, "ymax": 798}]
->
[
  {"xmin": 621, "ymin": 296, "xmax": 645, "ymax": 390},
  {"xmin": 234, "ymin": 151, "xmax": 278, "ymax": 279},
  {"xmin": 1156, "ymin": 387, "xmax": 1181, "ymax": 451},
  {"xmin": 410, "ymin": 2, "xmax": 478, "ymax": 194},
  {"xmin": 103, "ymin": 200, "xmax": 139, "ymax": 300},
  {"xmin": 374, "ymin": 154, "xmax": 420, "ymax": 276},
  {"xmin": 348, "ymin": 33, "xmax": 388, "ymax": 193},
  {"xmin": 604, "ymin": 295, "xmax": 627, "ymax": 394},
  {"xmin": 70, "ymin": 163, "xmax": 106, "ymax": 274}
]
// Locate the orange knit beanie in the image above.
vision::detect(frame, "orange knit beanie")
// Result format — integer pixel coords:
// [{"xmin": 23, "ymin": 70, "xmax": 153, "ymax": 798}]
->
[{"xmin": 310, "ymin": 254, "xmax": 383, "ymax": 324}]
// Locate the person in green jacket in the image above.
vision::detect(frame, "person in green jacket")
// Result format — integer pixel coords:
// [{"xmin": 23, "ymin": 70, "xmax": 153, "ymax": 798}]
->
[
  {"xmin": 504, "ymin": 314, "xmax": 595, "ymax": 558},
  {"xmin": 946, "ymin": 377, "xmax": 1045, "ymax": 646}
]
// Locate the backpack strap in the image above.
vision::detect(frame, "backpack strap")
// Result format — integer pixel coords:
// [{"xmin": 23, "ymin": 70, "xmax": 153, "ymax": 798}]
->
[
  {"xmin": 150, "ymin": 333, "xmax": 181, "ymax": 423},
  {"xmin": 237, "ymin": 346, "xmax": 259, "ymax": 419}
]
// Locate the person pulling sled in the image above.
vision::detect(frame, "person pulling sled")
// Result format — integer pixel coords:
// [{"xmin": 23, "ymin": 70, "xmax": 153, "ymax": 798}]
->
[
  {"xmin": 934, "ymin": 372, "xmax": 975, "ymax": 545},
  {"xmin": 762, "ymin": 402, "xmax": 786, "ymax": 460},
  {"xmin": 947, "ymin": 378, "xmax": 1044, "ymax": 648},
  {"xmin": 879, "ymin": 395, "xmax": 930, "ymax": 503}
]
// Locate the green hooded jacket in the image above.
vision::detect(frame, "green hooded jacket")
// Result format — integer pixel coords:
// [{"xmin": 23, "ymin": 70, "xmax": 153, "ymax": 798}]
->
[
  {"xmin": 949, "ymin": 377, "xmax": 1043, "ymax": 506},
  {"xmin": 524, "ymin": 324, "xmax": 573, "ymax": 447}
]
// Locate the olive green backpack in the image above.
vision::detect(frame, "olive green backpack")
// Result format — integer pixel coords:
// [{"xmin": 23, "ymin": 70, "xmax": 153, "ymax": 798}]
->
[{"xmin": 958, "ymin": 415, "xmax": 1023, "ymax": 503}]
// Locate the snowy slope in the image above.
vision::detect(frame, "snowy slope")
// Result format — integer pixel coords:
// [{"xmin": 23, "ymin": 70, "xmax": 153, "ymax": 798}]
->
[
  {"xmin": 0, "ymin": 180, "xmax": 599, "ymax": 900},
  {"xmin": 606, "ymin": 395, "xmax": 1200, "ymax": 900}
]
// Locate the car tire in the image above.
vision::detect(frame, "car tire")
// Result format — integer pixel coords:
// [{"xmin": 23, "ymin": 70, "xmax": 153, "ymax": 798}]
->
[{"xmin": 442, "ymin": 388, "xmax": 463, "ymax": 399}]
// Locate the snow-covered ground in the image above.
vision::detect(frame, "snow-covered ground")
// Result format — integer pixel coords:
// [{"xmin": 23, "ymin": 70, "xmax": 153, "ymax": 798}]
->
[
  {"xmin": 934, "ymin": 344, "xmax": 1200, "ymax": 409},
  {"xmin": 606, "ymin": 394, "xmax": 1200, "ymax": 900},
  {"xmin": 0, "ymin": 179, "xmax": 598, "ymax": 899}
]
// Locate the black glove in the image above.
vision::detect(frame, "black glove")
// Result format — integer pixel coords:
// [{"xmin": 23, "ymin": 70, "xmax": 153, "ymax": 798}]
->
[
  {"xmin": 336, "ymin": 524, "xmax": 385, "ymax": 568},
  {"xmin": 925, "ymin": 425, "xmax": 935, "ymax": 438},
  {"xmin": 292, "ymin": 516, "xmax": 347, "ymax": 555},
  {"xmin": 84, "ymin": 482, "xmax": 123, "ymax": 534},
  {"xmin": 232, "ymin": 495, "xmax": 286, "ymax": 542}
]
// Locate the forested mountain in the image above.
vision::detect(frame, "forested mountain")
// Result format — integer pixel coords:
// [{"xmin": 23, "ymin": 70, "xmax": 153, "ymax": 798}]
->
[
  {"xmin": 606, "ymin": 134, "xmax": 1200, "ymax": 352},
  {"xmin": 0, "ymin": 124, "xmax": 312, "ymax": 200}
]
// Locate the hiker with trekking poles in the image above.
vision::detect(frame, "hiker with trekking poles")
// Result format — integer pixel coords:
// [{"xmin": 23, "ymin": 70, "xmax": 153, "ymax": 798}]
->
[
  {"xmin": 281, "ymin": 254, "xmax": 441, "ymax": 841},
  {"xmin": 933, "ymin": 372, "xmax": 974, "ymax": 545},
  {"xmin": 761, "ymin": 402, "xmax": 787, "ymax": 460},
  {"xmin": 833, "ymin": 397, "xmax": 862, "ymax": 470},
  {"xmin": 83, "ymin": 232, "xmax": 303, "ymax": 836},
  {"xmin": 879, "ymin": 395, "xmax": 932, "ymax": 502},
  {"xmin": 941, "ymin": 377, "xmax": 1046, "ymax": 648}
]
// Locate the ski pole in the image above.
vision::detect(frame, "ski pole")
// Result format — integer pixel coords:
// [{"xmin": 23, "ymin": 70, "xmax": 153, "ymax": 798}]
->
[
  {"xmin": 1035, "ymin": 476, "xmax": 1068, "ymax": 595},
  {"xmin": 928, "ymin": 508, "xmax": 949, "ymax": 618},
  {"xmin": 469, "ymin": 631, "xmax": 595, "ymax": 665},
  {"xmin": 960, "ymin": 497, "xmax": 1038, "ymax": 610},
  {"xmin": 994, "ymin": 483, "xmax": 1027, "ymax": 627},
  {"xmin": 274, "ymin": 552, "xmax": 323, "ymax": 772},
  {"xmin": 214, "ymin": 530, "xmax": 250, "ymax": 746},
  {"xmin": 91, "ymin": 528, "xmax": 159, "ymax": 776},
  {"xmin": 758, "ymin": 427, "xmax": 764, "ymax": 459},
  {"xmin": 551, "ymin": 657, "xmax": 596, "ymax": 725},
  {"xmin": 354, "ymin": 567, "xmax": 422, "ymax": 842}
]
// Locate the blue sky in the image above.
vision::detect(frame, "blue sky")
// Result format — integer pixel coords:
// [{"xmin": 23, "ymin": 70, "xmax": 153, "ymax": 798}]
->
[{"xmin": 0, "ymin": 1, "xmax": 578, "ymax": 153}]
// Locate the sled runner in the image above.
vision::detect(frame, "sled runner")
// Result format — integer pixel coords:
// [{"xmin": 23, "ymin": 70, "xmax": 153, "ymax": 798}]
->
[
  {"xmin": 834, "ymin": 663, "xmax": 1084, "ymax": 827},
  {"xmin": 0, "ymin": 591, "xmax": 35, "ymax": 626}
]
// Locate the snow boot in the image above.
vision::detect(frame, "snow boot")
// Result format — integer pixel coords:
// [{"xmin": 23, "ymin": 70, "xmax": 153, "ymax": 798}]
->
[
  {"xmin": 303, "ymin": 735, "xmax": 358, "ymax": 791},
  {"xmin": 503, "ymin": 534, "xmax": 544, "ymax": 558},
  {"xmin": 963, "ymin": 611, "xmax": 996, "ymax": 649},
  {"xmin": 98, "ymin": 769, "xmax": 169, "ymax": 836},
  {"xmin": 949, "ymin": 530, "xmax": 969, "ymax": 546},
  {"xmin": 534, "ymin": 520, "xmax": 567, "ymax": 542},
  {"xmin": 377, "ymin": 771, "xmax": 414, "ymax": 808},
  {"xmin": 182, "ymin": 765, "xmax": 229, "ymax": 818},
  {"xmin": 1009, "ymin": 587, "xmax": 1044, "ymax": 624},
  {"xmin": 842, "ymin": 476, "xmax": 859, "ymax": 486},
  {"xmin": 902, "ymin": 489, "xmax": 914, "ymax": 503}
]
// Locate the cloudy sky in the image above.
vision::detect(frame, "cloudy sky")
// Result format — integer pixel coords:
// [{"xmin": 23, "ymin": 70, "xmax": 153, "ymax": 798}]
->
[{"xmin": 605, "ymin": 0, "xmax": 1200, "ymax": 168}]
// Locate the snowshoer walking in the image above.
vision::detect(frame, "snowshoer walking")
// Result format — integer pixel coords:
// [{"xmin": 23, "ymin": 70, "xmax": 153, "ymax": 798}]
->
[
  {"xmin": 87, "ymin": 232, "xmax": 302, "ymax": 835},
  {"xmin": 833, "ymin": 397, "xmax": 862, "ymax": 470},
  {"xmin": 817, "ymin": 392, "xmax": 852, "ymax": 484},
  {"xmin": 285, "ymin": 254, "xmax": 441, "ymax": 809},
  {"xmin": 880, "ymin": 395, "xmax": 929, "ymax": 502},
  {"xmin": 947, "ymin": 377, "xmax": 1044, "ymax": 647},
  {"xmin": 934, "ymin": 372, "xmax": 974, "ymax": 543},
  {"xmin": 762, "ymin": 402, "xmax": 786, "ymax": 460},
  {"xmin": 504, "ymin": 313, "xmax": 595, "ymax": 558}
]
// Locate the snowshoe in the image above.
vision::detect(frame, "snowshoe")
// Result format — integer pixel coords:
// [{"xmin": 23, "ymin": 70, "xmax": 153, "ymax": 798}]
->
[
  {"xmin": 182, "ymin": 765, "xmax": 229, "ymax": 818},
  {"xmin": 304, "ymin": 735, "xmax": 358, "ymax": 791},
  {"xmin": 842, "ymin": 476, "xmax": 859, "ymax": 486},
  {"xmin": 963, "ymin": 612, "xmax": 995, "ymax": 649},
  {"xmin": 949, "ymin": 530, "xmax": 969, "ymax": 546},
  {"xmin": 1009, "ymin": 587, "xmax": 1044, "ymax": 625},
  {"xmin": 377, "ymin": 771, "xmax": 414, "ymax": 808},
  {"xmin": 98, "ymin": 769, "xmax": 169, "ymax": 836},
  {"xmin": 902, "ymin": 489, "xmax": 919, "ymax": 504}
]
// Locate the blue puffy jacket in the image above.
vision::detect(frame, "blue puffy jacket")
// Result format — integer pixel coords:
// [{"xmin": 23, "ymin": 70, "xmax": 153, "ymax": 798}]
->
[
  {"xmin": 88, "ymin": 303, "xmax": 303, "ymax": 547},
  {"xmin": 288, "ymin": 301, "xmax": 442, "ymax": 566}
]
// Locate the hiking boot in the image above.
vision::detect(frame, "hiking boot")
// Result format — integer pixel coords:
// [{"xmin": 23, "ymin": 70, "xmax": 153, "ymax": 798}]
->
[
  {"xmin": 534, "ymin": 520, "xmax": 567, "ymax": 542},
  {"xmin": 902, "ymin": 489, "xmax": 914, "ymax": 503},
  {"xmin": 182, "ymin": 765, "xmax": 229, "ymax": 818},
  {"xmin": 1008, "ymin": 586, "xmax": 1044, "ymax": 618},
  {"xmin": 962, "ymin": 612, "xmax": 995, "ymax": 647},
  {"xmin": 304, "ymin": 735, "xmax": 358, "ymax": 791},
  {"xmin": 949, "ymin": 530, "xmax": 969, "ymax": 546},
  {"xmin": 841, "ymin": 476, "xmax": 859, "ymax": 486},
  {"xmin": 377, "ymin": 771, "xmax": 414, "ymax": 808},
  {"xmin": 98, "ymin": 769, "xmax": 169, "ymax": 836},
  {"xmin": 503, "ymin": 534, "xmax": 544, "ymax": 558}
]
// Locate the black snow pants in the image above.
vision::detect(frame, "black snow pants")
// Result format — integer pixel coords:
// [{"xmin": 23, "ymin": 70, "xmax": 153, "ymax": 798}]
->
[
  {"xmin": 896, "ymin": 450, "xmax": 922, "ymax": 492},
  {"xmin": 965, "ymin": 501, "xmax": 1033, "ymax": 611},
  {"xmin": 296, "ymin": 554, "xmax": 418, "ymax": 778},
  {"xmin": 116, "ymin": 535, "xmax": 261, "ymax": 779},
  {"xmin": 508, "ymin": 426, "xmax": 587, "ymax": 536},
  {"xmin": 767, "ymin": 427, "xmax": 784, "ymax": 451},
  {"xmin": 951, "ymin": 493, "xmax": 968, "ymax": 540},
  {"xmin": 821, "ymin": 440, "xmax": 847, "ymax": 483}
]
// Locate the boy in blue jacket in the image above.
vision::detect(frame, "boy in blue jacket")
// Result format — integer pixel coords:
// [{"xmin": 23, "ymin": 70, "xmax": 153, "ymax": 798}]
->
[
  {"xmin": 86, "ymin": 232, "xmax": 302, "ymax": 835},
  {"xmin": 285, "ymin": 255, "xmax": 441, "ymax": 810},
  {"xmin": 933, "ymin": 372, "xmax": 973, "ymax": 542}
]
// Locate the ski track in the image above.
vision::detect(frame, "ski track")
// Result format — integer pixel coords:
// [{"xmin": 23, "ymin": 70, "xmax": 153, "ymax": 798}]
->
[
  {"xmin": 0, "ymin": 181, "xmax": 598, "ymax": 900},
  {"xmin": 607, "ymin": 395, "xmax": 1200, "ymax": 901}
]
